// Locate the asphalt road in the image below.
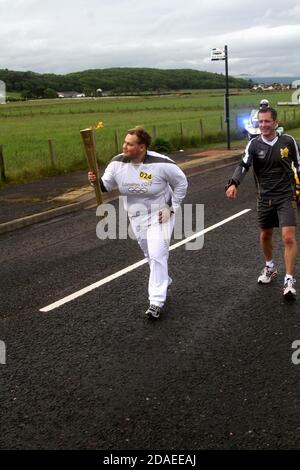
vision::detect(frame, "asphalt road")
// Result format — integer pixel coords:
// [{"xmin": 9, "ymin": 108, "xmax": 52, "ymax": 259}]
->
[{"xmin": 1, "ymin": 164, "xmax": 300, "ymax": 450}]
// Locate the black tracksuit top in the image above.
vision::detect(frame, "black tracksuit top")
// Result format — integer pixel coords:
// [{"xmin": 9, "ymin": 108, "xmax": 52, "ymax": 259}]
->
[{"xmin": 231, "ymin": 134, "xmax": 300, "ymax": 199}]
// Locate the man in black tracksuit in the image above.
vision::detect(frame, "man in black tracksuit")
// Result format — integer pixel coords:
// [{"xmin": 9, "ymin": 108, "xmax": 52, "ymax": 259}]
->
[{"xmin": 226, "ymin": 107, "xmax": 300, "ymax": 299}]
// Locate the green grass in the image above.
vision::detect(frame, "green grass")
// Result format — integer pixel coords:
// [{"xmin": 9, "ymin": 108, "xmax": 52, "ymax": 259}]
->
[
  {"xmin": 286, "ymin": 127, "xmax": 300, "ymax": 139},
  {"xmin": 5, "ymin": 91, "xmax": 23, "ymax": 100},
  {"xmin": 0, "ymin": 89, "xmax": 296, "ymax": 116},
  {"xmin": 0, "ymin": 89, "xmax": 300, "ymax": 184}
]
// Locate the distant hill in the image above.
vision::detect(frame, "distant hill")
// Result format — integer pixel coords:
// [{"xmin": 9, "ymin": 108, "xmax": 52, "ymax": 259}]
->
[{"xmin": 0, "ymin": 67, "xmax": 250, "ymax": 99}]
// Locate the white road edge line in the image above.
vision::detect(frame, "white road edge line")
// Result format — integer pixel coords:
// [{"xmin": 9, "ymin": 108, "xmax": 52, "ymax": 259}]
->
[{"xmin": 40, "ymin": 208, "xmax": 251, "ymax": 312}]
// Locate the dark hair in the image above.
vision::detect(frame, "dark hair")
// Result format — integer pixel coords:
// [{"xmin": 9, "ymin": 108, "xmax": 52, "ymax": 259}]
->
[
  {"xmin": 127, "ymin": 126, "xmax": 151, "ymax": 148},
  {"xmin": 258, "ymin": 107, "xmax": 277, "ymax": 121}
]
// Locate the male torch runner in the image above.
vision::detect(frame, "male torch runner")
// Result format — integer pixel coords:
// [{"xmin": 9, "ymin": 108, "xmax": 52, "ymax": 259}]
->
[{"xmin": 88, "ymin": 126, "xmax": 188, "ymax": 319}]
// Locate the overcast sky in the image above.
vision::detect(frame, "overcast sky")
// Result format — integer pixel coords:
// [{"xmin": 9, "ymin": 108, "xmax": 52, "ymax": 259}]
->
[{"xmin": 0, "ymin": 0, "xmax": 299, "ymax": 76}]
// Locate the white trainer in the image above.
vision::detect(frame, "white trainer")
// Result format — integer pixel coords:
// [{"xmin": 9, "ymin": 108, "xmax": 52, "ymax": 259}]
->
[
  {"xmin": 145, "ymin": 304, "xmax": 162, "ymax": 320},
  {"xmin": 283, "ymin": 278, "xmax": 296, "ymax": 300},
  {"xmin": 257, "ymin": 266, "xmax": 278, "ymax": 284}
]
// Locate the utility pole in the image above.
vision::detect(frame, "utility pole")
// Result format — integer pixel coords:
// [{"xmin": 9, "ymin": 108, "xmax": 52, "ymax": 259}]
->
[
  {"xmin": 211, "ymin": 45, "xmax": 230, "ymax": 150},
  {"xmin": 224, "ymin": 45, "xmax": 230, "ymax": 149}
]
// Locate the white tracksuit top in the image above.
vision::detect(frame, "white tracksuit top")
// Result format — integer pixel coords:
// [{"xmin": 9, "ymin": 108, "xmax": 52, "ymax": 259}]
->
[{"xmin": 101, "ymin": 150, "xmax": 188, "ymax": 217}]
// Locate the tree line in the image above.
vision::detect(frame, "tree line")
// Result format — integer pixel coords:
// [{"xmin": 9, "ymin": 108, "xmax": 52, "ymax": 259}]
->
[{"xmin": 0, "ymin": 67, "xmax": 251, "ymax": 99}]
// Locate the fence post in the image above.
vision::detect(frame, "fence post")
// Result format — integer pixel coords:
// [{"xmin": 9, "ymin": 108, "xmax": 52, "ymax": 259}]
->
[
  {"xmin": 234, "ymin": 114, "xmax": 239, "ymax": 133},
  {"xmin": 114, "ymin": 130, "xmax": 120, "ymax": 153},
  {"xmin": 152, "ymin": 125, "xmax": 157, "ymax": 140},
  {"xmin": 220, "ymin": 115, "xmax": 223, "ymax": 132},
  {"xmin": 180, "ymin": 122, "xmax": 183, "ymax": 137},
  {"xmin": 0, "ymin": 145, "xmax": 6, "ymax": 182},
  {"xmin": 199, "ymin": 119, "xmax": 204, "ymax": 140},
  {"xmin": 48, "ymin": 139, "xmax": 57, "ymax": 167}
]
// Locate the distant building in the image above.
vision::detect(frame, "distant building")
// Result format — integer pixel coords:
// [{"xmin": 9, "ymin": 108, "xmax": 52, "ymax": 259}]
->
[
  {"xmin": 57, "ymin": 91, "xmax": 85, "ymax": 98},
  {"xmin": 252, "ymin": 83, "xmax": 290, "ymax": 91}
]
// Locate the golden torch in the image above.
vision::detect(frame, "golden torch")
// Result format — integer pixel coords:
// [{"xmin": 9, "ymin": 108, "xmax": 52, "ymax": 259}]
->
[{"xmin": 80, "ymin": 125, "xmax": 103, "ymax": 206}]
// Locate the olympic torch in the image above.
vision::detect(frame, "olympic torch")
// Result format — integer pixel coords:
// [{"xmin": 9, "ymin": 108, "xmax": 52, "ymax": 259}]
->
[{"xmin": 80, "ymin": 127, "xmax": 103, "ymax": 206}]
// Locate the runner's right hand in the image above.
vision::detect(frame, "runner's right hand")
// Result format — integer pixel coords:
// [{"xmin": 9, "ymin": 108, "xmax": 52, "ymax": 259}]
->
[{"xmin": 88, "ymin": 171, "xmax": 97, "ymax": 184}]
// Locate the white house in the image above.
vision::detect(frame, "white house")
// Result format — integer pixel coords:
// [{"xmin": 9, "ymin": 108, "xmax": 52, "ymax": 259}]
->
[{"xmin": 57, "ymin": 91, "xmax": 85, "ymax": 98}]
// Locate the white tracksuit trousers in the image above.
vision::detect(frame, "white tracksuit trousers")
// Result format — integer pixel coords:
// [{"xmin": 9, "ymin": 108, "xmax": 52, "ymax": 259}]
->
[{"xmin": 129, "ymin": 212, "xmax": 175, "ymax": 307}]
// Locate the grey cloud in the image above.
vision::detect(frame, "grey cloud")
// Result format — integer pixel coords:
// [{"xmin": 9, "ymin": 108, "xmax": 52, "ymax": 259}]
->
[{"xmin": 0, "ymin": 0, "xmax": 299, "ymax": 76}]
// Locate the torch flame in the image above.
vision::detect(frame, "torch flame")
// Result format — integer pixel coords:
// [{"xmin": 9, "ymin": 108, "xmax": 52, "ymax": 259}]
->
[{"xmin": 95, "ymin": 121, "xmax": 104, "ymax": 129}]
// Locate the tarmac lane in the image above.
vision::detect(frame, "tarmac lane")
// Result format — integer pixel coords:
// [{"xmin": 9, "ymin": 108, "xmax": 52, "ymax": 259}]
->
[{"xmin": 1, "ymin": 165, "xmax": 300, "ymax": 449}]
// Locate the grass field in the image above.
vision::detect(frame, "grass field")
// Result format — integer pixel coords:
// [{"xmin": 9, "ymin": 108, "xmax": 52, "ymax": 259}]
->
[{"xmin": 1, "ymin": 89, "xmax": 300, "ymax": 184}]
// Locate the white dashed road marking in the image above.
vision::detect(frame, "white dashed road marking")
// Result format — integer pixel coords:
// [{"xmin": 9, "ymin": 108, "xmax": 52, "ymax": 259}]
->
[{"xmin": 40, "ymin": 209, "xmax": 251, "ymax": 312}]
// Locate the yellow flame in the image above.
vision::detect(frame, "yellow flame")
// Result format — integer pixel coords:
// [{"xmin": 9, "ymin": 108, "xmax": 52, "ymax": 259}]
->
[
  {"xmin": 83, "ymin": 121, "xmax": 104, "ymax": 131},
  {"xmin": 95, "ymin": 121, "xmax": 104, "ymax": 129}
]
